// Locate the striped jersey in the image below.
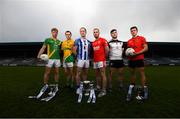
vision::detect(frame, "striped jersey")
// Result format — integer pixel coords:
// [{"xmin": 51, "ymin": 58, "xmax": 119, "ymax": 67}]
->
[{"xmin": 74, "ymin": 38, "xmax": 92, "ymax": 60}]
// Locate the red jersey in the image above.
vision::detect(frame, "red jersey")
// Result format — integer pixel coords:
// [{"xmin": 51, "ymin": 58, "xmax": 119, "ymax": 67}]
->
[
  {"xmin": 92, "ymin": 37, "xmax": 108, "ymax": 62},
  {"xmin": 127, "ymin": 36, "xmax": 147, "ymax": 60}
]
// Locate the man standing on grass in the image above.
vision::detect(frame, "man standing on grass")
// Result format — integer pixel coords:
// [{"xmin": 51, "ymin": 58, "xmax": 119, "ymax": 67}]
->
[
  {"xmin": 37, "ymin": 28, "xmax": 61, "ymax": 94},
  {"xmin": 126, "ymin": 26, "xmax": 148, "ymax": 101},
  {"xmin": 108, "ymin": 29, "xmax": 125, "ymax": 92},
  {"xmin": 92, "ymin": 28, "xmax": 109, "ymax": 97},
  {"xmin": 61, "ymin": 31, "xmax": 75, "ymax": 89},
  {"xmin": 73, "ymin": 27, "xmax": 92, "ymax": 94}
]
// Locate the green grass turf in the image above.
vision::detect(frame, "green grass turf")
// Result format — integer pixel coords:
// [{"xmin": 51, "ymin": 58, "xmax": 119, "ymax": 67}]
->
[{"xmin": 0, "ymin": 66, "xmax": 180, "ymax": 118}]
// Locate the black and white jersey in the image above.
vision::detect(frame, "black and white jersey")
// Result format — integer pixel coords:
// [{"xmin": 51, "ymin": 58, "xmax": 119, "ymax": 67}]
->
[{"xmin": 108, "ymin": 39, "xmax": 124, "ymax": 60}]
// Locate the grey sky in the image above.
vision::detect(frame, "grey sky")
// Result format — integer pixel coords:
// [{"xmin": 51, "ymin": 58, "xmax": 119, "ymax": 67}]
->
[{"xmin": 0, "ymin": 0, "xmax": 180, "ymax": 42}]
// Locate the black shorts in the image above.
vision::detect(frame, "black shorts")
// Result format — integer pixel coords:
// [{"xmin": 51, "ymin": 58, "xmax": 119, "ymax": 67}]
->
[
  {"xmin": 128, "ymin": 60, "xmax": 144, "ymax": 68},
  {"xmin": 109, "ymin": 60, "xmax": 124, "ymax": 68}
]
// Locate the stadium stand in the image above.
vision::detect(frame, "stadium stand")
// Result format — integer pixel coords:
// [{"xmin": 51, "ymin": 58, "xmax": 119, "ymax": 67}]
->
[{"xmin": 0, "ymin": 42, "xmax": 180, "ymax": 66}]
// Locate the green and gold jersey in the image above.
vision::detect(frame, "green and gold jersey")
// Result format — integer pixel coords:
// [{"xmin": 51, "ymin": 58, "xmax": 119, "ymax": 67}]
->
[
  {"xmin": 43, "ymin": 38, "xmax": 61, "ymax": 59},
  {"xmin": 61, "ymin": 39, "xmax": 74, "ymax": 62}
]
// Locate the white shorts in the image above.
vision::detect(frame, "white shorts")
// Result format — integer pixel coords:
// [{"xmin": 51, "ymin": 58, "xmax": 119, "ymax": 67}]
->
[
  {"xmin": 77, "ymin": 60, "xmax": 89, "ymax": 68},
  {"xmin": 46, "ymin": 59, "xmax": 61, "ymax": 68},
  {"xmin": 93, "ymin": 61, "xmax": 106, "ymax": 69},
  {"xmin": 63, "ymin": 61, "xmax": 74, "ymax": 68}
]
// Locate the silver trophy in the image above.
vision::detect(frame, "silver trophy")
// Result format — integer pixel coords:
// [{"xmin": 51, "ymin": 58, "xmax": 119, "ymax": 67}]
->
[
  {"xmin": 77, "ymin": 81, "xmax": 96, "ymax": 103},
  {"xmin": 77, "ymin": 82, "xmax": 84, "ymax": 103},
  {"xmin": 87, "ymin": 82, "xmax": 96, "ymax": 103},
  {"xmin": 135, "ymin": 85, "xmax": 143, "ymax": 100}
]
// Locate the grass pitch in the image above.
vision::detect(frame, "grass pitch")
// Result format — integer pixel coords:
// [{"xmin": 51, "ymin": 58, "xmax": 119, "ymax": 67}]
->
[{"xmin": 0, "ymin": 66, "xmax": 180, "ymax": 118}]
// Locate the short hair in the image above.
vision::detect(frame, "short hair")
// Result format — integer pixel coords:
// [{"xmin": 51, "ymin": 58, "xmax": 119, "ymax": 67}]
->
[
  {"xmin": 93, "ymin": 28, "xmax": 100, "ymax": 32},
  {"xmin": 51, "ymin": 28, "xmax": 58, "ymax": 32},
  {"xmin": 110, "ymin": 29, "xmax": 117, "ymax": 34},
  {"xmin": 130, "ymin": 26, "xmax": 138, "ymax": 31},
  {"xmin": 65, "ymin": 30, "xmax": 72, "ymax": 35},
  {"xmin": 80, "ymin": 27, "xmax": 87, "ymax": 32}
]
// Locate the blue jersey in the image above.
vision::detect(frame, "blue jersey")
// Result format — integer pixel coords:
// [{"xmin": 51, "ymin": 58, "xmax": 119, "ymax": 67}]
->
[{"xmin": 75, "ymin": 38, "xmax": 92, "ymax": 60}]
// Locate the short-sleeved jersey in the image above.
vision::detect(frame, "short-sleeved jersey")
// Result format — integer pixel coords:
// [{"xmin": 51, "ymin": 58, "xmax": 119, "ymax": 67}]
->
[
  {"xmin": 92, "ymin": 37, "xmax": 108, "ymax": 62},
  {"xmin": 109, "ymin": 39, "xmax": 124, "ymax": 60},
  {"xmin": 43, "ymin": 38, "xmax": 61, "ymax": 59},
  {"xmin": 127, "ymin": 36, "xmax": 147, "ymax": 60},
  {"xmin": 75, "ymin": 38, "xmax": 92, "ymax": 60},
  {"xmin": 61, "ymin": 39, "xmax": 75, "ymax": 62}
]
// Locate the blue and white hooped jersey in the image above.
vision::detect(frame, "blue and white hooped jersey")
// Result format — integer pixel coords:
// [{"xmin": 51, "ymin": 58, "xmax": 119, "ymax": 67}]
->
[{"xmin": 75, "ymin": 38, "xmax": 92, "ymax": 60}]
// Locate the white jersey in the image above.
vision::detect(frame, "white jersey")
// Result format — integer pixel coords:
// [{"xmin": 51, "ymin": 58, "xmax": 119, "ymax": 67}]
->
[{"xmin": 108, "ymin": 39, "xmax": 124, "ymax": 60}]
